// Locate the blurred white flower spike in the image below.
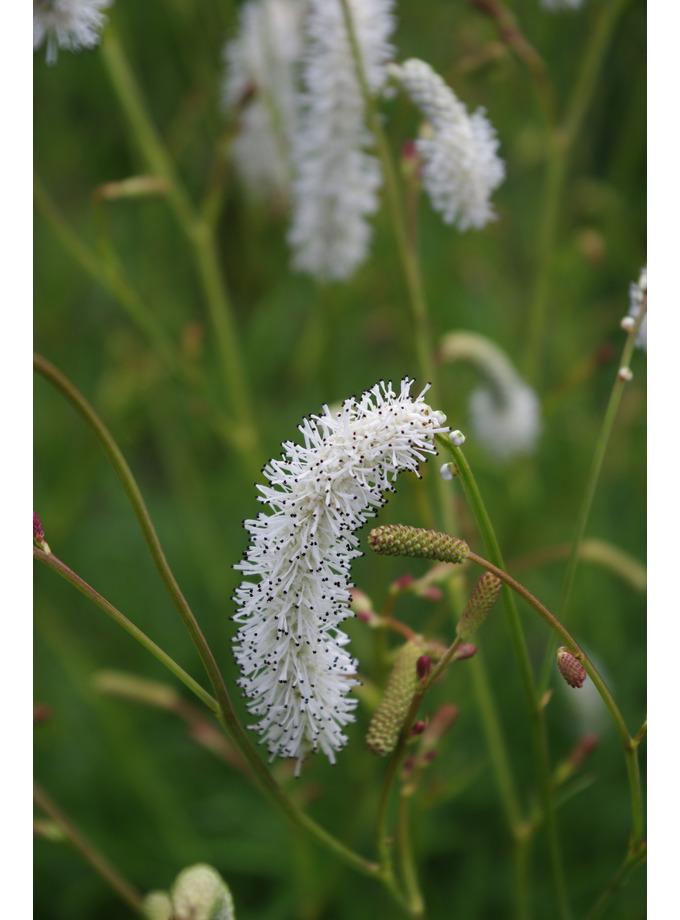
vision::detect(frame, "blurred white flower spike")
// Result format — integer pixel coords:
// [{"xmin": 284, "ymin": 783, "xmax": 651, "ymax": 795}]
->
[
  {"xmin": 232, "ymin": 379, "xmax": 449, "ymax": 772},
  {"xmin": 388, "ymin": 59, "xmax": 505, "ymax": 231},
  {"xmin": 287, "ymin": 0, "xmax": 395, "ymax": 280},
  {"xmin": 222, "ymin": 0, "xmax": 303, "ymax": 205},
  {"xmin": 626, "ymin": 266, "xmax": 647, "ymax": 352},
  {"xmin": 540, "ymin": 0, "xmax": 585, "ymax": 11},
  {"xmin": 33, "ymin": 0, "xmax": 113, "ymax": 66},
  {"xmin": 440, "ymin": 331, "xmax": 540, "ymax": 462}
]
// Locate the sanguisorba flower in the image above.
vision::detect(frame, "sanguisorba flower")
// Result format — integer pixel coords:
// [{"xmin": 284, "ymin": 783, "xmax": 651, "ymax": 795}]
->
[
  {"xmin": 232, "ymin": 379, "xmax": 448, "ymax": 771},
  {"xmin": 33, "ymin": 0, "xmax": 113, "ymax": 66},
  {"xmin": 222, "ymin": 0, "xmax": 303, "ymax": 205},
  {"xmin": 287, "ymin": 0, "xmax": 395, "ymax": 281},
  {"xmin": 540, "ymin": 0, "xmax": 585, "ymax": 11},
  {"xmin": 627, "ymin": 266, "xmax": 647, "ymax": 351},
  {"xmin": 388, "ymin": 58, "xmax": 505, "ymax": 231}
]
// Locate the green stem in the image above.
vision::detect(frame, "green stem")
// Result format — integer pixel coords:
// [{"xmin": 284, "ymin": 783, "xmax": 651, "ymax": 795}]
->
[
  {"xmin": 33, "ymin": 353, "xmax": 378, "ymax": 882},
  {"xmin": 556, "ymin": 306, "xmax": 647, "ymax": 635},
  {"xmin": 100, "ymin": 24, "xmax": 260, "ymax": 473},
  {"xmin": 524, "ymin": 0, "xmax": 634, "ymax": 384},
  {"xmin": 464, "ymin": 549, "xmax": 644, "ymax": 850},
  {"xmin": 34, "ymin": 174, "xmax": 247, "ymax": 457},
  {"xmin": 33, "ymin": 781, "xmax": 144, "ymax": 915},
  {"xmin": 584, "ymin": 843, "xmax": 647, "ymax": 920},
  {"xmin": 397, "ymin": 791, "xmax": 425, "ymax": 919},
  {"xmin": 438, "ymin": 439, "xmax": 571, "ymax": 920},
  {"xmin": 338, "ymin": 0, "xmax": 435, "ymax": 396},
  {"xmin": 34, "ymin": 548, "xmax": 218, "ymax": 713}
]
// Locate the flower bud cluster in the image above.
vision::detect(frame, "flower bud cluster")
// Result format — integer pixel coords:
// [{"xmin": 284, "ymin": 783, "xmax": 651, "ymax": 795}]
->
[
  {"xmin": 368, "ymin": 524, "xmax": 470, "ymax": 564},
  {"xmin": 456, "ymin": 571, "xmax": 502, "ymax": 641}
]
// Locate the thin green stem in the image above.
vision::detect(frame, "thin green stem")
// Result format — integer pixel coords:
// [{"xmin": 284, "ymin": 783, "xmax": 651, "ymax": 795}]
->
[
  {"xmin": 33, "ymin": 353, "xmax": 378, "ymax": 883},
  {"xmin": 34, "ymin": 174, "xmax": 247, "ymax": 457},
  {"xmin": 584, "ymin": 843, "xmax": 647, "ymax": 920},
  {"xmin": 464, "ymin": 549, "xmax": 644, "ymax": 850},
  {"xmin": 397, "ymin": 791, "xmax": 426, "ymax": 919},
  {"xmin": 34, "ymin": 548, "xmax": 218, "ymax": 713},
  {"xmin": 100, "ymin": 25, "xmax": 260, "ymax": 473},
  {"xmin": 33, "ymin": 781, "xmax": 144, "ymax": 915},
  {"xmin": 438, "ymin": 439, "xmax": 571, "ymax": 920},
  {"xmin": 524, "ymin": 0, "xmax": 634, "ymax": 384},
  {"xmin": 338, "ymin": 0, "xmax": 435, "ymax": 396}
]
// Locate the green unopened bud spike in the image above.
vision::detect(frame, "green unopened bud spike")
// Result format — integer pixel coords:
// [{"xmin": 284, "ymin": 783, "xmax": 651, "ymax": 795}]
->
[
  {"xmin": 366, "ymin": 640, "xmax": 424, "ymax": 756},
  {"xmin": 368, "ymin": 524, "xmax": 469, "ymax": 564},
  {"xmin": 456, "ymin": 571, "xmax": 502, "ymax": 641}
]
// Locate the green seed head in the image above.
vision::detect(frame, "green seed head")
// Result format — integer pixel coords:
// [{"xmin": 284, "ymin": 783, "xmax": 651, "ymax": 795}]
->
[
  {"xmin": 456, "ymin": 571, "xmax": 502, "ymax": 640},
  {"xmin": 366, "ymin": 640, "xmax": 425, "ymax": 756},
  {"xmin": 368, "ymin": 524, "xmax": 469, "ymax": 564}
]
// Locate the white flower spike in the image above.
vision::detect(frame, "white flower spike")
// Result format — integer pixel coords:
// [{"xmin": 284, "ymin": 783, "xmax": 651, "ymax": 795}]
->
[
  {"xmin": 33, "ymin": 0, "xmax": 113, "ymax": 66},
  {"xmin": 287, "ymin": 0, "xmax": 395, "ymax": 280},
  {"xmin": 389, "ymin": 58, "xmax": 505, "ymax": 231},
  {"xmin": 232, "ymin": 379, "xmax": 449, "ymax": 771},
  {"xmin": 222, "ymin": 0, "xmax": 303, "ymax": 205}
]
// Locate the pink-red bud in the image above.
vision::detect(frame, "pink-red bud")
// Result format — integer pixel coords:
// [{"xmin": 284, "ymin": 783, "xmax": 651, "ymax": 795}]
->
[
  {"xmin": 410, "ymin": 720, "xmax": 426, "ymax": 736},
  {"xmin": 453, "ymin": 643, "xmax": 477, "ymax": 661},
  {"xmin": 416, "ymin": 654, "xmax": 433, "ymax": 683},
  {"xmin": 556, "ymin": 647, "xmax": 587, "ymax": 689}
]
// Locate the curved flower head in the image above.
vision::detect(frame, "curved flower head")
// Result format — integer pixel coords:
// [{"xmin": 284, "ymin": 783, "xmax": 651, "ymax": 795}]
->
[
  {"xmin": 626, "ymin": 266, "xmax": 647, "ymax": 351},
  {"xmin": 440, "ymin": 331, "xmax": 540, "ymax": 461},
  {"xmin": 388, "ymin": 59, "xmax": 505, "ymax": 231},
  {"xmin": 33, "ymin": 0, "xmax": 113, "ymax": 66},
  {"xmin": 222, "ymin": 0, "xmax": 303, "ymax": 205},
  {"xmin": 287, "ymin": 0, "xmax": 395, "ymax": 280},
  {"xmin": 232, "ymin": 379, "xmax": 449, "ymax": 771}
]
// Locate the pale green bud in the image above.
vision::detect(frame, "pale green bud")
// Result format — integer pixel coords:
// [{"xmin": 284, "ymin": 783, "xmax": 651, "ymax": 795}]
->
[{"xmin": 171, "ymin": 864, "xmax": 235, "ymax": 920}]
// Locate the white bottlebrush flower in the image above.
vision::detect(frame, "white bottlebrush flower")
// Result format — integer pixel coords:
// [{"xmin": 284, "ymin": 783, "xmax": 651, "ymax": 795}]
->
[
  {"xmin": 626, "ymin": 266, "xmax": 647, "ymax": 351},
  {"xmin": 222, "ymin": 0, "xmax": 303, "ymax": 205},
  {"xmin": 232, "ymin": 379, "xmax": 449, "ymax": 770},
  {"xmin": 388, "ymin": 58, "xmax": 505, "ymax": 231},
  {"xmin": 440, "ymin": 331, "xmax": 540, "ymax": 461},
  {"xmin": 33, "ymin": 0, "xmax": 113, "ymax": 66},
  {"xmin": 287, "ymin": 0, "xmax": 395, "ymax": 280}
]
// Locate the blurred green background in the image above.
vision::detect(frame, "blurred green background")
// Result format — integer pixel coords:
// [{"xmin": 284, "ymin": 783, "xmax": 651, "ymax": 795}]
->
[{"xmin": 34, "ymin": 1, "xmax": 646, "ymax": 918}]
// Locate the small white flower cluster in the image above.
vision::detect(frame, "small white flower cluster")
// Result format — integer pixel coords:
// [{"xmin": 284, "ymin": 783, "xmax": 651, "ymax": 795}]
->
[
  {"xmin": 222, "ymin": 0, "xmax": 302, "ymax": 204},
  {"xmin": 33, "ymin": 0, "xmax": 113, "ymax": 66},
  {"xmin": 232, "ymin": 379, "xmax": 449, "ymax": 770},
  {"xmin": 440, "ymin": 331, "xmax": 540, "ymax": 462},
  {"xmin": 388, "ymin": 59, "xmax": 505, "ymax": 231},
  {"xmin": 287, "ymin": 0, "xmax": 395, "ymax": 280},
  {"xmin": 626, "ymin": 266, "xmax": 647, "ymax": 351}
]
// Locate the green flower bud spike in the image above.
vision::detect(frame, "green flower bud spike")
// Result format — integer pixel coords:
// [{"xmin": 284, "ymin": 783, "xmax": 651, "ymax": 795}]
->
[
  {"xmin": 368, "ymin": 524, "xmax": 469, "ymax": 564},
  {"xmin": 366, "ymin": 640, "xmax": 425, "ymax": 756},
  {"xmin": 456, "ymin": 571, "xmax": 502, "ymax": 641},
  {"xmin": 171, "ymin": 864, "xmax": 235, "ymax": 920},
  {"xmin": 556, "ymin": 647, "xmax": 587, "ymax": 689}
]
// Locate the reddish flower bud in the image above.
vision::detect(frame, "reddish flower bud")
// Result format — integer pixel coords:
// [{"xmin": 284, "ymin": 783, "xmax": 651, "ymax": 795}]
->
[
  {"xmin": 33, "ymin": 511, "xmax": 51, "ymax": 554},
  {"xmin": 416, "ymin": 654, "xmax": 433, "ymax": 683},
  {"xmin": 557, "ymin": 647, "xmax": 587, "ymax": 689},
  {"xmin": 410, "ymin": 720, "xmax": 426, "ymax": 736},
  {"xmin": 568, "ymin": 733, "xmax": 599, "ymax": 770},
  {"xmin": 392, "ymin": 573, "xmax": 415, "ymax": 592},
  {"xmin": 453, "ymin": 643, "xmax": 477, "ymax": 661}
]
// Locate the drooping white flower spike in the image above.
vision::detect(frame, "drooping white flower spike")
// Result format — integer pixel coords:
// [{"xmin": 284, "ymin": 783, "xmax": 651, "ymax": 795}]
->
[
  {"xmin": 287, "ymin": 0, "xmax": 396, "ymax": 280},
  {"xmin": 625, "ymin": 266, "xmax": 647, "ymax": 352},
  {"xmin": 440, "ymin": 331, "xmax": 540, "ymax": 462},
  {"xmin": 33, "ymin": 0, "xmax": 113, "ymax": 66},
  {"xmin": 232, "ymin": 379, "xmax": 449, "ymax": 771},
  {"xmin": 388, "ymin": 59, "xmax": 505, "ymax": 231},
  {"xmin": 222, "ymin": 0, "xmax": 303, "ymax": 205}
]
